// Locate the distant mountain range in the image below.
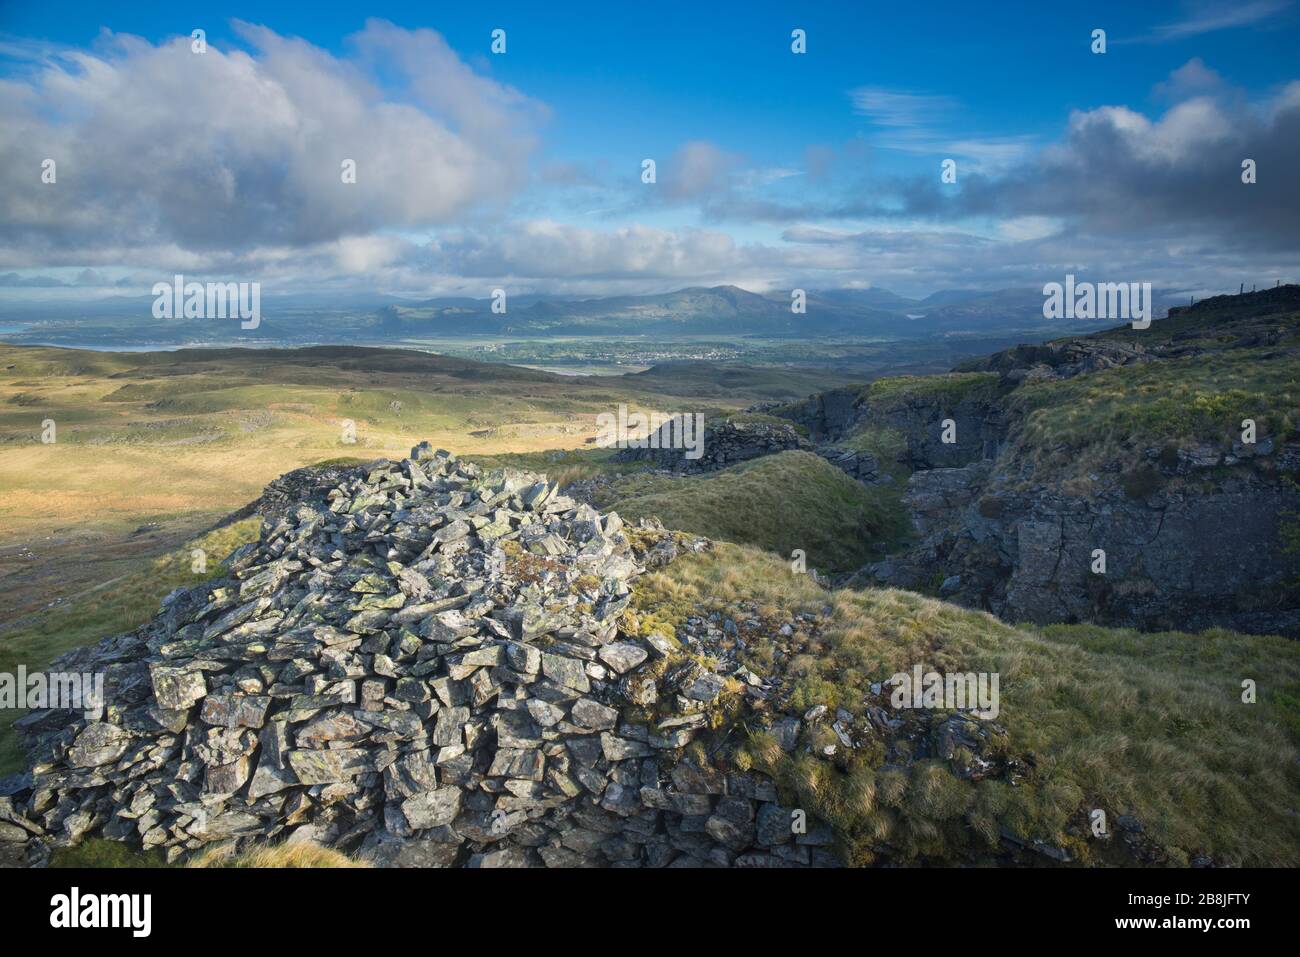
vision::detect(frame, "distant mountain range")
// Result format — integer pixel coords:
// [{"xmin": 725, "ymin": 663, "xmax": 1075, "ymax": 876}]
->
[
  {"xmin": 373, "ymin": 284, "xmax": 1186, "ymax": 339},
  {"xmin": 0, "ymin": 283, "xmax": 1191, "ymax": 347}
]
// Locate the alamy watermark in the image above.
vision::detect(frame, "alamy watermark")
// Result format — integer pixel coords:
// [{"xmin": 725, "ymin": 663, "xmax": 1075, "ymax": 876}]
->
[
  {"xmin": 595, "ymin": 403, "xmax": 705, "ymax": 460},
  {"xmin": 50, "ymin": 887, "xmax": 151, "ymax": 937},
  {"xmin": 1, "ymin": 667, "xmax": 105, "ymax": 719},
  {"xmin": 888, "ymin": 664, "xmax": 999, "ymax": 720},
  {"xmin": 152, "ymin": 274, "xmax": 261, "ymax": 329},
  {"xmin": 1043, "ymin": 274, "xmax": 1151, "ymax": 330}
]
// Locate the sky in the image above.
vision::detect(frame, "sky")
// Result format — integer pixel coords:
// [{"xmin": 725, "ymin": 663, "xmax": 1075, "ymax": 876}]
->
[{"xmin": 0, "ymin": 0, "xmax": 1297, "ymax": 302}]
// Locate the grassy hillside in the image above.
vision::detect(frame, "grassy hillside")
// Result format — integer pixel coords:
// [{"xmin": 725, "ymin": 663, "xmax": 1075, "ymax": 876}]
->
[
  {"xmin": 0, "ymin": 342, "xmax": 838, "ymax": 546},
  {"xmin": 6, "ymin": 457, "xmax": 1297, "ymax": 868},
  {"xmin": 863, "ymin": 370, "xmax": 1005, "ymax": 406},
  {"xmin": 591, "ymin": 450, "xmax": 910, "ymax": 572},
  {"xmin": 0, "ymin": 341, "xmax": 854, "ymax": 640},
  {"xmin": 626, "ymin": 361, "xmax": 857, "ymax": 400},
  {"xmin": 0, "ymin": 343, "xmax": 586, "ymax": 544},
  {"xmin": 1006, "ymin": 344, "xmax": 1300, "ymax": 481},
  {"xmin": 631, "ymin": 543, "xmax": 1300, "ymax": 867},
  {"xmin": 836, "ymin": 294, "xmax": 1300, "ymax": 490},
  {"xmin": 470, "ymin": 447, "xmax": 647, "ymax": 489}
]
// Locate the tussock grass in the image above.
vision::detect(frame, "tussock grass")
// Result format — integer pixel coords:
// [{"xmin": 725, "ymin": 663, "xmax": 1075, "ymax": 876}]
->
[
  {"xmin": 186, "ymin": 841, "xmax": 367, "ymax": 868},
  {"xmin": 633, "ymin": 543, "xmax": 1300, "ymax": 866},
  {"xmin": 597, "ymin": 450, "xmax": 910, "ymax": 571},
  {"xmin": 49, "ymin": 838, "xmax": 365, "ymax": 868},
  {"xmin": 864, "ymin": 371, "xmax": 1004, "ymax": 406},
  {"xmin": 1005, "ymin": 347, "xmax": 1300, "ymax": 480}
]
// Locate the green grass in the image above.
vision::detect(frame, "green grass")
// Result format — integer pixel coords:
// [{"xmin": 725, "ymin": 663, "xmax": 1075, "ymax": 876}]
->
[
  {"xmin": 631, "ymin": 543, "xmax": 1300, "ymax": 867},
  {"xmin": 593, "ymin": 450, "xmax": 910, "ymax": 572},
  {"xmin": 50, "ymin": 839, "xmax": 170, "ymax": 868},
  {"xmin": 0, "ymin": 518, "xmax": 262, "ymax": 775},
  {"xmin": 838, "ymin": 425, "xmax": 910, "ymax": 482},
  {"xmin": 1005, "ymin": 347, "xmax": 1300, "ymax": 479},
  {"xmin": 864, "ymin": 371, "xmax": 1004, "ymax": 406},
  {"xmin": 472, "ymin": 447, "xmax": 645, "ymax": 488},
  {"xmin": 9, "ymin": 464, "xmax": 1299, "ymax": 868}
]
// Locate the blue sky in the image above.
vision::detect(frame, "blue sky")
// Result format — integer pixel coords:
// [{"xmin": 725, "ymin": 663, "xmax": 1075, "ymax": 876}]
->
[{"xmin": 1, "ymin": 0, "xmax": 1297, "ymax": 299}]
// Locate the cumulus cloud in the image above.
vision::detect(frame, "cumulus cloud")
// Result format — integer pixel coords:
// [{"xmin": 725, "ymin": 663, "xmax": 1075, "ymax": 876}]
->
[
  {"xmin": 0, "ymin": 29, "xmax": 1294, "ymax": 301},
  {"xmin": 1154, "ymin": 58, "xmax": 1226, "ymax": 101},
  {"xmin": 0, "ymin": 20, "xmax": 543, "ymax": 269},
  {"xmin": 898, "ymin": 77, "xmax": 1300, "ymax": 254}
]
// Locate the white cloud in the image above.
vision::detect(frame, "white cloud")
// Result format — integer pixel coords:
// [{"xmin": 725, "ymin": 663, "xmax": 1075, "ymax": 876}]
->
[
  {"xmin": 0, "ymin": 21, "xmax": 543, "ymax": 267},
  {"xmin": 997, "ymin": 217, "xmax": 1063, "ymax": 242},
  {"xmin": 1154, "ymin": 58, "xmax": 1226, "ymax": 101},
  {"xmin": 907, "ymin": 66, "xmax": 1300, "ymax": 255},
  {"xmin": 848, "ymin": 86, "xmax": 1032, "ymax": 173},
  {"xmin": 1146, "ymin": 0, "xmax": 1291, "ymax": 42},
  {"xmin": 850, "ymin": 88, "xmax": 955, "ymax": 128},
  {"xmin": 659, "ymin": 141, "xmax": 744, "ymax": 202}
]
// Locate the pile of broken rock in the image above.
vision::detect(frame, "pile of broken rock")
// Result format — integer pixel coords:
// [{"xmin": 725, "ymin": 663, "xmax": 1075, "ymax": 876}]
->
[{"xmin": 3, "ymin": 443, "xmax": 837, "ymax": 868}]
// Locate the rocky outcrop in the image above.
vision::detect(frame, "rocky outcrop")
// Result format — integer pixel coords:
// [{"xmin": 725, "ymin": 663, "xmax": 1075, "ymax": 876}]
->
[
  {"xmin": 863, "ymin": 443, "xmax": 1300, "ymax": 635},
  {"xmin": 763, "ymin": 387, "xmax": 863, "ymax": 442},
  {"xmin": 814, "ymin": 288, "xmax": 1300, "ymax": 636},
  {"xmin": 614, "ymin": 420, "xmax": 810, "ymax": 473},
  {"xmin": 773, "ymin": 382, "xmax": 1007, "ymax": 470},
  {"xmin": 959, "ymin": 284, "xmax": 1300, "ymax": 384},
  {"xmin": 813, "ymin": 446, "xmax": 884, "ymax": 484},
  {"xmin": 958, "ymin": 338, "xmax": 1151, "ymax": 383},
  {"xmin": 863, "ymin": 392, "xmax": 1004, "ymax": 471},
  {"xmin": 7, "ymin": 444, "xmax": 858, "ymax": 868}
]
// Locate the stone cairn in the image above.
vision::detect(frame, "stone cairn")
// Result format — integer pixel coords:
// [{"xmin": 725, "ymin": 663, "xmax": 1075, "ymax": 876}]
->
[{"xmin": 5, "ymin": 443, "xmax": 838, "ymax": 868}]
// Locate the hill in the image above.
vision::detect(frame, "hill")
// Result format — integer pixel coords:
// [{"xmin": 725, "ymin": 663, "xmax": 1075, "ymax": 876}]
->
[
  {"xmin": 4, "ymin": 449, "xmax": 1296, "ymax": 870},
  {"xmin": 584, "ymin": 450, "xmax": 908, "ymax": 572},
  {"xmin": 773, "ymin": 286, "xmax": 1300, "ymax": 634},
  {"xmin": 0, "ymin": 341, "xmax": 856, "ymax": 658},
  {"xmin": 3, "ymin": 284, "xmax": 1183, "ymax": 349},
  {"xmin": 0, "ymin": 341, "xmax": 836, "ymax": 542}
]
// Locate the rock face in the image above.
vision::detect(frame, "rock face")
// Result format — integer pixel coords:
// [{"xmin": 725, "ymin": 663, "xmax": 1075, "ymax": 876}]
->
[
  {"xmin": 784, "ymin": 288, "xmax": 1300, "ymax": 636},
  {"xmin": 958, "ymin": 338, "xmax": 1152, "ymax": 383},
  {"xmin": 864, "ymin": 447, "xmax": 1300, "ymax": 635},
  {"xmin": 760, "ymin": 387, "xmax": 862, "ymax": 442},
  {"xmin": 614, "ymin": 420, "xmax": 810, "ymax": 473},
  {"xmin": 774, "ymin": 385, "xmax": 1006, "ymax": 470},
  {"xmin": 9, "ymin": 443, "xmax": 840, "ymax": 868},
  {"xmin": 813, "ymin": 446, "xmax": 884, "ymax": 484}
]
